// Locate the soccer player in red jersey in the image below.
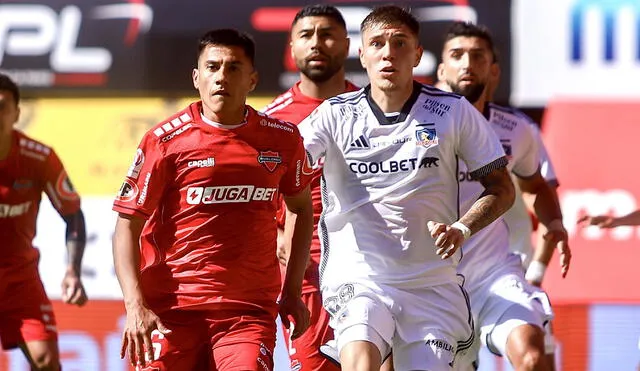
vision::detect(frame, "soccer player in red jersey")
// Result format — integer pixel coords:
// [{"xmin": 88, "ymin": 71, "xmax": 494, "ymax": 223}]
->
[
  {"xmin": 0, "ymin": 73, "xmax": 88, "ymax": 370},
  {"xmin": 112, "ymin": 29, "xmax": 314, "ymax": 371},
  {"xmin": 262, "ymin": 5, "xmax": 357, "ymax": 371}
]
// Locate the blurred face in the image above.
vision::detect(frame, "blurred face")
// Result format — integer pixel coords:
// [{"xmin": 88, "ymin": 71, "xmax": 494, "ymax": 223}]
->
[
  {"xmin": 359, "ymin": 23, "xmax": 422, "ymax": 92},
  {"xmin": 439, "ymin": 36, "xmax": 497, "ymax": 103},
  {"xmin": 291, "ymin": 16, "xmax": 349, "ymax": 83},
  {"xmin": 0, "ymin": 90, "xmax": 19, "ymax": 139},
  {"xmin": 192, "ymin": 44, "xmax": 258, "ymax": 117}
]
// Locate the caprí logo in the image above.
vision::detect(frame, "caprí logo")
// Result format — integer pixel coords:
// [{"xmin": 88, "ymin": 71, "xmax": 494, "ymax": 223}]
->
[{"xmin": 571, "ymin": 0, "xmax": 640, "ymax": 62}]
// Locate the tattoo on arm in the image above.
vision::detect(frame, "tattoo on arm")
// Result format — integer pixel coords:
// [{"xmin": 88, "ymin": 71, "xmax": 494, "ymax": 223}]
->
[{"xmin": 459, "ymin": 167, "xmax": 515, "ymax": 236}]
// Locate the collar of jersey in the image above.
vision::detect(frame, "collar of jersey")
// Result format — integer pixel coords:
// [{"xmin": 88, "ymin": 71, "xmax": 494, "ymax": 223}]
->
[{"xmin": 364, "ymin": 81, "xmax": 421, "ymax": 125}]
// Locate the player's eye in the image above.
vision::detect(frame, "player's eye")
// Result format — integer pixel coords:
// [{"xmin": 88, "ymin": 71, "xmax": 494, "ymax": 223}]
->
[{"xmin": 370, "ymin": 40, "xmax": 382, "ymax": 48}]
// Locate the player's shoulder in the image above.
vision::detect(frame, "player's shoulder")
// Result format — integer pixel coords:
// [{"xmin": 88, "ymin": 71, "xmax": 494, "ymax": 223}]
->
[
  {"xmin": 250, "ymin": 106, "xmax": 300, "ymax": 137},
  {"xmin": 418, "ymin": 82, "xmax": 463, "ymax": 100},
  {"xmin": 145, "ymin": 102, "xmax": 197, "ymax": 145},
  {"xmin": 486, "ymin": 103, "xmax": 536, "ymax": 136},
  {"xmin": 261, "ymin": 87, "xmax": 295, "ymax": 115},
  {"xmin": 13, "ymin": 130, "xmax": 53, "ymax": 162},
  {"xmin": 326, "ymin": 88, "xmax": 366, "ymax": 106}
]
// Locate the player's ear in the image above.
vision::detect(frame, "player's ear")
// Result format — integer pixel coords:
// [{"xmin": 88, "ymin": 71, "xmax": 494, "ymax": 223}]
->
[
  {"xmin": 414, "ymin": 45, "xmax": 423, "ymax": 68},
  {"xmin": 192, "ymin": 68, "xmax": 199, "ymax": 90},
  {"xmin": 437, "ymin": 63, "xmax": 445, "ymax": 82},
  {"xmin": 359, "ymin": 46, "xmax": 366, "ymax": 68},
  {"xmin": 14, "ymin": 106, "xmax": 20, "ymax": 124},
  {"xmin": 248, "ymin": 69, "xmax": 258, "ymax": 92},
  {"xmin": 490, "ymin": 62, "xmax": 501, "ymax": 85}
]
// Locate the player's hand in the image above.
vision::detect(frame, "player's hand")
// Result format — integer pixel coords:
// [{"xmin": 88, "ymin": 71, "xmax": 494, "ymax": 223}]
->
[
  {"xmin": 278, "ymin": 294, "xmax": 310, "ymax": 340},
  {"xmin": 543, "ymin": 222, "xmax": 571, "ymax": 278},
  {"xmin": 121, "ymin": 303, "xmax": 172, "ymax": 367},
  {"xmin": 61, "ymin": 270, "xmax": 88, "ymax": 306},
  {"xmin": 577, "ymin": 215, "xmax": 615, "ymax": 229},
  {"xmin": 427, "ymin": 221, "xmax": 465, "ymax": 259}
]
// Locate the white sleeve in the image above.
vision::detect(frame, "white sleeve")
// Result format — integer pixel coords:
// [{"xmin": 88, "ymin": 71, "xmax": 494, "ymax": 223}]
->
[
  {"xmin": 529, "ymin": 123, "xmax": 559, "ymax": 186},
  {"xmin": 511, "ymin": 124, "xmax": 541, "ymax": 179},
  {"xmin": 297, "ymin": 100, "xmax": 334, "ymax": 163},
  {"xmin": 455, "ymin": 97, "xmax": 507, "ymax": 179}
]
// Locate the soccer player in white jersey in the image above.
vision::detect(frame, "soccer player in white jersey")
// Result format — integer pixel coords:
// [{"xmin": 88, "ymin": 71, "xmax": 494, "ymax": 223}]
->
[
  {"xmin": 298, "ymin": 6, "xmax": 516, "ymax": 371},
  {"xmin": 482, "ymin": 64, "xmax": 562, "ymax": 284},
  {"xmin": 437, "ymin": 21, "xmax": 571, "ymax": 370}
]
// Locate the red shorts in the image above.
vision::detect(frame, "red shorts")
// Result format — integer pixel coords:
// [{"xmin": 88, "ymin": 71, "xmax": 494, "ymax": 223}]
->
[
  {"xmin": 0, "ymin": 267, "xmax": 57, "ymax": 350},
  {"xmin": 282, "ymin": 291, "xmax": 339, "ymax": 371},
  {"xmin": 139, "ymin": 308, "xmax": 276, "ymax": 371}
]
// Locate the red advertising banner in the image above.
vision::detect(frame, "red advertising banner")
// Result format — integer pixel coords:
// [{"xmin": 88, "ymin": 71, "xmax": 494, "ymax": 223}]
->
[{"xmin": 541, "ymin": 101, "xmax": 640, "ymax": 303}]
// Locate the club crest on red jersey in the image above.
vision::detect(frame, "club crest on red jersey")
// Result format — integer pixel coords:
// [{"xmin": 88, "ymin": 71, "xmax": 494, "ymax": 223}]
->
[
  {"xmin": 55, "ymin": 171, "xmax": 80, "ymax": 201},
  {"xmin": 257, "ymin": 151, "xmax": 282, "ymax": 172}
]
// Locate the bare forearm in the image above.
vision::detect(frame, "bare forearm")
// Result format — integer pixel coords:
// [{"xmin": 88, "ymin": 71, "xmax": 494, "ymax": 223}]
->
[
  {"xmin": 533, "ymin": 226, "xmax": 555, "ymax": 265},
  {"xmin": 612, "ymin": 210, "xmax": 640, "ymax": 227},
  {"xmin": 459, "ymin": 168, "xmax": 515, "ymax": 235},
  {"xmin": 282, "ymin": 205, "xmax": 312, "ymax": 298},
  {"xmin": 529, "ymin": 184, "xmax": 562, "ymax": 227},
  {"xmin": 113, "ymin": 216, "xmax": 146, "ymax": 307},
  {"xmin": 63, "ymin": 210, "xmax": 87, "ymax": 274}
]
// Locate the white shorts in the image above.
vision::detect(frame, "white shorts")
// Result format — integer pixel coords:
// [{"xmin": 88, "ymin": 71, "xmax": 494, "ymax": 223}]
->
[
  {"xmin": 460, "ymin": 257, "xmax": 554, "ymax": 366},
  {"xmin": 322, "ymin": 281, "xmax": 474, "ymax": 371}
]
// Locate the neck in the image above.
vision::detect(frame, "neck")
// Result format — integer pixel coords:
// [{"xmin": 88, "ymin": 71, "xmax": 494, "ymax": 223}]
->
[
  {"xmin": 298, "ymin": 70, "xmax": 347, "ymax": 100},
  {"xmin": 472, "ymin": 95, "xmax": 487, "ymax": 113},
  {"xmin": 370, "ymin": 80, "xmax": 414, "ymax": 113},
  {"xmin": 0, "ymin": 131, "xmax": 13, "ymax": 161},
  {"xmin": 202, "ymin": 105, "xmax": 246, "ymax": 126}
]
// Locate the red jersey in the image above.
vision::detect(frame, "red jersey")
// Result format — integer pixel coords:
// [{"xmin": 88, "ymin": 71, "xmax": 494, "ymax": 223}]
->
[
  {"xmin": 112, "ymin": 102, "xmax": 313, "ymax": 315},
  {"xmin": 263, "ymin": 81, "xmax": 359, "ymax": 294},
  {"xmin": 0, "ymin": 130, "xmax": 80, "ymax": 269}
]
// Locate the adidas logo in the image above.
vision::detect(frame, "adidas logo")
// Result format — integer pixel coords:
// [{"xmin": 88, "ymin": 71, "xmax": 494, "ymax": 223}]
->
[{"xmin": 350, "ymin": 135, "xmax": 370, "ymax": 149}]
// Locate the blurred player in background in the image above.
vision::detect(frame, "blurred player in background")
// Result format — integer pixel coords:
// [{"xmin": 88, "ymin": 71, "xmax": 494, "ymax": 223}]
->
[
  {"xmin": 112, "ymin": 29, "xmax": 314, "ymax": 370},
  {"xmin": 301, "ymin": 6, "xmax": 515, "ymax": 370},
  {"xmin": 0, "ymin": 73, "xmax": 88, "ymax": 370},
  {"xmin": 262, "ymin": 5, "xmax": 357, "ymax": 371},
  {"xmin": 438, "ymin": 22, "xmax": 570, "ymax": 370}
]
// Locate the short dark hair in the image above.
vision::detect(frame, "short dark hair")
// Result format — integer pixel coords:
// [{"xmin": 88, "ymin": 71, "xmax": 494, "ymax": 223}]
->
[
  {"xmin": 291, "ymin": 4, "xmax": 347, "ymax": 30},
  {"xmin": 444, "ymin": 22, "xmax": 498, "ymax": 63},
  {"xmin": 0, "ymin": 73, "xmax": 20, "ymax": 105},
  {"xmin": 360, "ymin": 5, "xmax": 419, "ymax": 39},
  {"xmin": 197, "ymin": 29, "xmax": 256, "ymax": 67}
]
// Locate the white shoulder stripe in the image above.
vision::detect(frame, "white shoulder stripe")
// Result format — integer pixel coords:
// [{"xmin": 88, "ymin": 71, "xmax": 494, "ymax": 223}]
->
[
  {"xmin": 153, "ymin": 112, "xmax": 193, "ymax": 137},
  {"xmin": 264, "ymin": 97, "xmax": 294, "ymax": 116}
]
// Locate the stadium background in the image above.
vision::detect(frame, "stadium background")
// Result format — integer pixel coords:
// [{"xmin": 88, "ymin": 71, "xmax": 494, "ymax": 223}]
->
[{"xmin": 1, "ymin": 0, "xmax": 638, "ymax": 370}]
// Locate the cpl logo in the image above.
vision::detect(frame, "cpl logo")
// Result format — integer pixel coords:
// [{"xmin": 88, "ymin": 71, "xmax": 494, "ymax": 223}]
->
[
  {"xmin": 251, "ymin": 1, "xmax": 477, "ymax": 87},
  {"xmin": 571, "ymin": 0, "xmax": 640, "ymax": 62},
  {"xmin": 0, "ymin": 2, "xmax": 153, "ymax": 85}
]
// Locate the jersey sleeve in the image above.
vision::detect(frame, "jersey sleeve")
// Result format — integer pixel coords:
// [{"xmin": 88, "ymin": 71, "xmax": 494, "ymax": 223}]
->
[
  {"xmin": 455, "ymin": 98, "xmax": 508, "ymax": 180},
  {"xmin": 279, "ymin": 131, "xmax": 314, "ymax": 196},
  {"xmin": 510, "ymin": 124, "xmax": 541, "ymax": 179},
  {"xmin": 529, "ymin": 123, "xmax": 559, "ymax": 186},
  {"xmin": 297, "ymin": 100, "xmax": 334, "ymax": 164},
  {"xmin": 42, "ymin": 149, "xmax": 81, "ymax": 217},
  {"xmin": 112, "ymin": 132, "xmax": 169, "ymax": 219}
]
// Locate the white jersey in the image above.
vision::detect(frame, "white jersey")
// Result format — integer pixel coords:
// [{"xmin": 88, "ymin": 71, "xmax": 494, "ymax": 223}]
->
[
  {"xmin": 502, "ymin": 112, "xmax": 558, "ymax": 268},
  {"xmin": 457, "ymin": 103, "xmax": 541, "ymax": 287},
  {"xmin": 298, "ymin": 82, "xmax": 507, "ymax": 292}
]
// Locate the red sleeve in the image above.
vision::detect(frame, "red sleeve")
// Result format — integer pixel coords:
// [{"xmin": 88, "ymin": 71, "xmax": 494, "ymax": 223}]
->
[
  {"xmin": 113, "ymin": 132, "xmax": 169, "ymax": 219},
  {"xmin": 279, "ymin": 133, "xmax": 313, "ymax": 196},
  {"xmin": 43, "ymin": 149, "xmax": 81, "ymax": 217}
]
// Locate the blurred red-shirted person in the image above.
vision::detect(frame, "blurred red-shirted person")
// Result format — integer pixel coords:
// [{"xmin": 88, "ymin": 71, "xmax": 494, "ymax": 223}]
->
[
  {"xmin": 262, "ymin": 5, "xmax": 356, "ymax": 371},
  {"xmin": 112, "ymin": 29, "xmax": 314, "ymax": 371},
  {"xmin": 0, "ymin": 73, "xmax": 88, "ymax": 370}
]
